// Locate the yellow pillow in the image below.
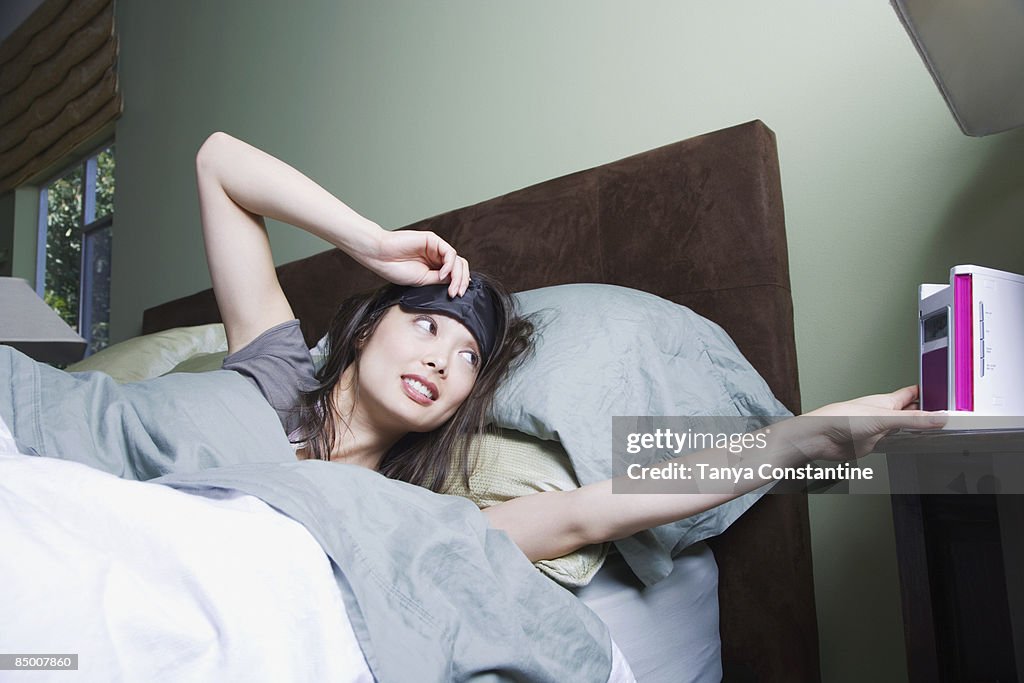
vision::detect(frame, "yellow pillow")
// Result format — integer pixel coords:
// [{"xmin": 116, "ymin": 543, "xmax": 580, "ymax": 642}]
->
[
  {"xmin": 168, "ymin": 351, "xmax": 229, "ymax": 374},
  {"xmin": 66, "ymin": 324, "xmax": 227, "ymax": 383},
  {"xmin": 444, "ymin": 429, "xmax": 609, "ymax": 587}
]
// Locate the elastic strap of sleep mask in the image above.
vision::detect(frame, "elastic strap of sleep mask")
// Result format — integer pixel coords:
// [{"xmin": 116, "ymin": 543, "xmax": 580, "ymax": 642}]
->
[{"xmin": 396, "ymin": 278, "xmax": 498, "ymax": 364}]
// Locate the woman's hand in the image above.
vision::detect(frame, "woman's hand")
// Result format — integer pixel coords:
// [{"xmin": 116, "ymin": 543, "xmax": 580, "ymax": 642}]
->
[
  {"xmin": 797, "ymin": 385, "xmax": 946, "ymax": 462},
  {"xmin": 491, "ymin": 385, "xmax": 948, "ymax": 560},
  {"xmin": 353, "ymin": 228, "xmax": 471, "ymax": 298},
  {"xmin": 195, "ymin": 130, "xmax": 472, "ymax": 353}
]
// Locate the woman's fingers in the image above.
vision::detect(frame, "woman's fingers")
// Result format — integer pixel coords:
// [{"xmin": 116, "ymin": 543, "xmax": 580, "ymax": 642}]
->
[
  {"xmin": 449, "ymin": 255, "xmax": 470, "ymax": 297},
  {"xmin": 806, "ymin": 386, "xmax": 948, "ymax": 460},
  {"xmin": 843, "ymin": 385, "xmax": 922, "ymax": 412},
  {"xmin": 888, "ymin": 385, "xmax": 920, "ymax": 410},
  {"xmin": 456, "ymin": 257, "xmax": 470, "ymax": 296},
  {"xmin": 459, "ymin": 257, "xmax": 468, "ymax": 295},
  {"xmin": 426, "ymin": 233, "xmax": 455, "ymax": 279},
  {"xmin": 847, "ymin": 410, "xmax": 946, "ymax": 442},
  {"xmin": 421, "ymin": 233, "xmax": 474, "ymax": 295},
  {"xmin": 377, "ymin": 229, "xmax": 470, "ymax": 292},
  {"xmin": 447, "ymin": 254, "xmax": 461, "ymax": 296},
  {"xmin": 443, "ymin": 254, "xmax": 471, "ymax": 297},
  {"xmin": 891, "ymin": 410, "xmax": 947, "ymax": 429}
]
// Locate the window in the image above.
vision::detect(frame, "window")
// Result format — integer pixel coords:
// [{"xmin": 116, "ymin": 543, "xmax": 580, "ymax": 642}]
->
[{"xmin": 36, "ymin": 143, "xmax": 115, "ymax": 356}]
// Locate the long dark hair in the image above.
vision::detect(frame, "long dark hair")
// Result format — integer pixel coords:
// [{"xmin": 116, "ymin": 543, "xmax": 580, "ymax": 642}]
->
[{"xmin": 295, "ymin": 272, "xmax": 533, "ymax": 492}]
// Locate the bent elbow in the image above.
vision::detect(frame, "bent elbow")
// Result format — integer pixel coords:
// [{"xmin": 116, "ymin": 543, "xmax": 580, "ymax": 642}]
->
[{"xmin": 195, "ymin": 131, "xmax": 234, "ymax": 174}]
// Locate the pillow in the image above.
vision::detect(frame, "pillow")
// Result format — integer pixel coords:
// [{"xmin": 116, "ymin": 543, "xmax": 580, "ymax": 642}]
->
[
  {"xmin": 169, "ymin": 345, "xmax": 330, "ymax": 375},
  {"xmin": 491, "ymin": 284, "xmax": 791, "ymax": 587},
  {"xmin": 442, "ymin": 429, "xmax": 610, "ymax": 588},
  {"xmin": 67, "ymin": 323, "xmax": 331, "ymax": 382},
  {"xmin": 168, "ymin": 351, "xmax": 229, "ymax": 374},
  {"xmin": 66, "ymin": 324, "xmax": 227, "ymax": 383}
]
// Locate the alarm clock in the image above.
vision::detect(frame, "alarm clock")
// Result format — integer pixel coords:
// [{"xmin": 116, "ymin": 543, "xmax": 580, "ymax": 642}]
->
[{"xmin": 919, "ymin": 265, "xmax": 1024, "ymax": 415}]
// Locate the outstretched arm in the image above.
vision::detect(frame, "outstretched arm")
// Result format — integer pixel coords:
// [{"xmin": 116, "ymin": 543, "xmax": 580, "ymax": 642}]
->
[
  {"xmin": 194, "ymin": 132, "xmax": 471, "ymax": 353},
  {"xmin": 484, "ymin": 386, "xmax": 945, "ymax": 563}
]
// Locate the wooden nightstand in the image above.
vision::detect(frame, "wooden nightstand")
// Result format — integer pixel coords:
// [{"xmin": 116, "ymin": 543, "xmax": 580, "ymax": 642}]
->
[{"xmin": 880, "ymin": 428, "xmax": 1024, "ymax": 682}]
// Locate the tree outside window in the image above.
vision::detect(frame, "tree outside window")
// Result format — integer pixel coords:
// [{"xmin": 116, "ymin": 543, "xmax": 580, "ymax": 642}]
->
[{"xmin": 38, "ymin": 144, "xmax": 115, "ymax": 355}]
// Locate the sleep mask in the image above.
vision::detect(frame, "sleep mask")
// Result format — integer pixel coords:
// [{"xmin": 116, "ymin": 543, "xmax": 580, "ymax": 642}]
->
[{"xmin": 396, "ymin": 278, "xmax": 499, "ymax": 364}]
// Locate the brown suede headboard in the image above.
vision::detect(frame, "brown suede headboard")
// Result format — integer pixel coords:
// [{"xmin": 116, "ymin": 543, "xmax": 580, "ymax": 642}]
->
[{"xmin": 143, "ymin": 119, "xmax": 820, "ymax": 682}]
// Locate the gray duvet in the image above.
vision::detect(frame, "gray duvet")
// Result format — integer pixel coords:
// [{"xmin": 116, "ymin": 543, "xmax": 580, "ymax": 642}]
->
[{"xmin": 0, "ymin": 346, "xmax": 612, "ymax": 682}]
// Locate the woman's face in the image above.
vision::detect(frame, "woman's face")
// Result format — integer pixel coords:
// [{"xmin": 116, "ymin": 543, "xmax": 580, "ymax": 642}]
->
[{"xmin": 354, "ymin": 305, "xmax": 481, "ymax": 433}]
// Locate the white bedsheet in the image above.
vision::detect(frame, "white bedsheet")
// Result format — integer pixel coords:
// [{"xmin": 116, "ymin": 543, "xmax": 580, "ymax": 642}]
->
[
  {"xmin": 0, "ymin": 416, "xmax": 634, "ymax": 682},
  {"xmin": 0, "ymin": 418, "xmax": 372, "ymax": 682}
]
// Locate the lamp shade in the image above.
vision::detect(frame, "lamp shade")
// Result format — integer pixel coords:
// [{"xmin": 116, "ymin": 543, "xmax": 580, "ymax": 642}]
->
[
  {"xmin": 0, "ymin": 277, "xmax": 87, "ymax": 364},
  {"xmin": 892, "ymin": 0, "xmax": 1024, "ymax": 136}
]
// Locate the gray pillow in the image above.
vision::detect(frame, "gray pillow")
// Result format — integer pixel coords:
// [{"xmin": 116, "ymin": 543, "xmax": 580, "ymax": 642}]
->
[{"xmin": 492, "ymin": 284, "xmax": 790, "ymax": 587}]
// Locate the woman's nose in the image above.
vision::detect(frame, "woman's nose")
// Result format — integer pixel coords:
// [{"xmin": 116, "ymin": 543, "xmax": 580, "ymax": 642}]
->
[{"xmin": 424, "ymin": 357, "xmax": 447, "ymax": 376}]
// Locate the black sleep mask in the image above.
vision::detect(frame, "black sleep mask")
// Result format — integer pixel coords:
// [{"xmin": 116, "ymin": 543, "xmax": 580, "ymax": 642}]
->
[{"xmin": 396, "ymin": 278, "xmax": 499, "ymax": 364}]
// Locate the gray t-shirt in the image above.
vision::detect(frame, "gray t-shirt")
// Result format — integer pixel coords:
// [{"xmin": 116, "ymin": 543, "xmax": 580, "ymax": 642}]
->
[{"xmin": 221, "ymin": 319, "xmax": 319, "ymax": 440}]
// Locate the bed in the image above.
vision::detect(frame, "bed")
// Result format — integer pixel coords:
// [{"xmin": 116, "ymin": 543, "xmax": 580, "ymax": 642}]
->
[
  {"xmin": 0, "ymin": 119, "xmax": 816, "ymax": 682},
  {"xmin": 134, "ymin": 119, "xmax": 819, "ymax": 681}
]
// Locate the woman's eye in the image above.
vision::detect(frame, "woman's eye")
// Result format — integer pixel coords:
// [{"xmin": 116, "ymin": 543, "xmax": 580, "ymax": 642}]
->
[
  {"xmin": 415, "ymin": 317, "xmax": 437, "ymax": 334},
  {"xmin": 460, "ymin": 350, "xmax": 480, "ymax": 367}
]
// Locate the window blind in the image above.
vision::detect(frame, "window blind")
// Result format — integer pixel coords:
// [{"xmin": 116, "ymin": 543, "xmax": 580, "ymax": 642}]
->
[{"xmin": 0, "ymin": 0, "xmax": 122, "ymax": 194}]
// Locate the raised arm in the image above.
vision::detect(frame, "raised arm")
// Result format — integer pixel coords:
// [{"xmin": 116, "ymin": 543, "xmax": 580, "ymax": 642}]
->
[
  {"xmin": 194, "ymin": 132, "xmax": 470, "ymax": 353},
  {"xmin": 484, "ymin": 386, "xmax": 945, "ymax": 563}
]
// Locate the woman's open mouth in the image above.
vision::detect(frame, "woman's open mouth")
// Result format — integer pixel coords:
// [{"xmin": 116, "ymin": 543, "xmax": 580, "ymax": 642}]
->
[{"xmin": 401, "ymin": 375, "xmax": 438, "ymax": 405}]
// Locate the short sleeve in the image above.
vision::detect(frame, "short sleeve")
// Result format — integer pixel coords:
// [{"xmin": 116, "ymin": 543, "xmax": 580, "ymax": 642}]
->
[{"xmin": 221, "ymin": 319, "xmax": 319, "ymax": 438}]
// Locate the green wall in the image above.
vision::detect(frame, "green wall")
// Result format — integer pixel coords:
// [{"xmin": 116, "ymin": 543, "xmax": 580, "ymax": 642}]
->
[
  {"xmin": 2, "ymin": 185, "xmax": 40, "ymax": 283},
  {"xmin": 12, "ymin": 1, "xmax": 1023, "ymax": 680}
]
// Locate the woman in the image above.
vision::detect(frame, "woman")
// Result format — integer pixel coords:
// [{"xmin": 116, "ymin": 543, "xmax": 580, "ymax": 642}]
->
[{"xmin": 196, "ymin": 131, "xmax": 944, "ymax": 565}]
